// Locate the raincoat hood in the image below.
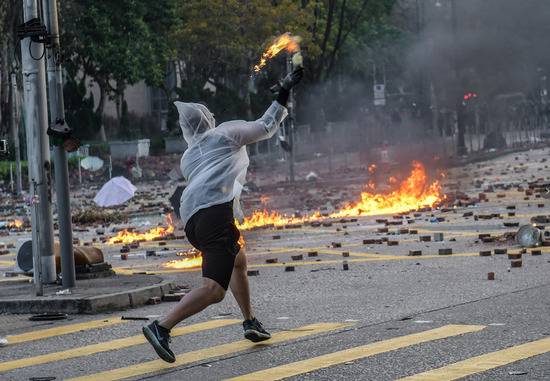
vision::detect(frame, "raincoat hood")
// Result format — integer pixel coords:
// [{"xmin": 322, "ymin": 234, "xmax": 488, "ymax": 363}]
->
[{"xmin": 174, "ymin": 101, "xmax": 216, "ymax": 144}]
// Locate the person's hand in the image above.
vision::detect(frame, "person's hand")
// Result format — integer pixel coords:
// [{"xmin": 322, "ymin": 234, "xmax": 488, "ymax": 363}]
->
[
  {"xmin": 281, "ymin": 66, "xmax": 304, "ymax": 91},
  {"xmin": 63, "ymin": 137, "xmax": 80, "ymax": 152}
]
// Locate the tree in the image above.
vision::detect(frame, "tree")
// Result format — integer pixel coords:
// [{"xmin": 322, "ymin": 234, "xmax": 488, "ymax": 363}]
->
[
  {"xmin": 60, "ymin": 0, "xmax": 178, "ymax": 140},
  {"xmin": 172, "ymin": 0, "xmax": 315, "ymax": 123},
  {"xmin": 0, "ymin": 0, "xmax": 22, "ymax": 138},
  {"xmin": 305, "ymin": 0, "xmax": 398, "ymax": 83}
]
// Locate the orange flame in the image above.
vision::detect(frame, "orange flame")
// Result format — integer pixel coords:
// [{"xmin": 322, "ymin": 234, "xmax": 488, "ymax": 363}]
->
[
  {"xmin": 254, "ymin": 33, "xmax": 300, "ymax": 73},
  {"xmin": 237, "ymin": 161, "xmax": 442, "ymax": 229},
  {"xmin": 7, "ymin": 219, "xmax": 24, "ymax": 229},
  {"xmin": 164, "ymin": 250, "xmax": 202, "ymax": 269},
  {"xmin": 330, "ymin": 161, "xmax": 441, "ymax": 218},
  {"xmin": 108, "ymin": 215, "xmax": 175, "ymax": 245}
]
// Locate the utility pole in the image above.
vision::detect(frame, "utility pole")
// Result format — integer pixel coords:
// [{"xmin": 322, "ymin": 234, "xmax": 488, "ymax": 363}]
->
[
  {"xmin": 10, "ymin": 70, "xmax": 23, "ymax": 195},
  {"xmin": 42, "ymin": 0, "xmax": 76, "ymax": 288},
  {"xmin": 20, "ymin": 0, "xmax": 57, "ymax": 293},
  {"xmin": 451, "ymin": 0, "xmax": 466, "ymax": 156},
  {"xmin": 286, "ymin": 55, "xmax": 296, "ymax": 183}
]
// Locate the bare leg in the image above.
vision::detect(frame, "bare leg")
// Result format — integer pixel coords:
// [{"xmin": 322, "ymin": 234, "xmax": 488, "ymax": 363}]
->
[
  {"xmin": 159, "ymin": 277, "xmax": 225, "ymax": 330},
  {"xmin": 229, "ymin": 249, "xmax": 254, "ymax": 321}
]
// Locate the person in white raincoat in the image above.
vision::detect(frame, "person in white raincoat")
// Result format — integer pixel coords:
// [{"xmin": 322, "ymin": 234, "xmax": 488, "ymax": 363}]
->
[{"xmin": 142, "ymin": 66, "xmax": 304, "ymax": 363}]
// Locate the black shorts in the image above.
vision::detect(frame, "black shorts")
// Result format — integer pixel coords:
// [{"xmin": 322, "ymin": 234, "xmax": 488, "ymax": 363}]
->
[{"xmin": 184, "ymin": 201, "xmax": 241, "ymax": 290}]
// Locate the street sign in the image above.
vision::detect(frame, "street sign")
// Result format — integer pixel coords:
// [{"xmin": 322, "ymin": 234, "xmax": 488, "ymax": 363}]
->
[{"xmin": 374, "ymin": 84, "xmax": 386, "ymax": 106}]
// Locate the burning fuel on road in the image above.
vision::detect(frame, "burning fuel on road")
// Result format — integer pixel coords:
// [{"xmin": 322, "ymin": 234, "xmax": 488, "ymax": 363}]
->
[
  {"xmin": 108, "ymin": 214, "xmax": 175, "ymax": 245},
  {"xmin": 237, "ymin": 161, "xmax": 442, "ymax": 230}
]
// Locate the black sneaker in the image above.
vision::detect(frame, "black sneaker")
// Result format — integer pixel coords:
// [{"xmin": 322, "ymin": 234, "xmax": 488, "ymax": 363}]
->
[
  {"xmin": 142, "ymin": 320, "xmax": 176, "ymax": 363},
  {"xmin": 243, "ymin": 318, "xmax": 271, "ymax": 342}
]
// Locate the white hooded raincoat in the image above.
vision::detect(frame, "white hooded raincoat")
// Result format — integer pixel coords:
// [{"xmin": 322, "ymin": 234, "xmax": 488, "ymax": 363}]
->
[{"xmin": 175, "ymin": 101, "xmax": 288, "ymax": 227}]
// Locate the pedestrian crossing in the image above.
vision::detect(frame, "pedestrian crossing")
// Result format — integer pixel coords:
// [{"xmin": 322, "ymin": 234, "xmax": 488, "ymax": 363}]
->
[{"xmin": 1, "ymin": 316, "xmax": 550, "ymax": 380}]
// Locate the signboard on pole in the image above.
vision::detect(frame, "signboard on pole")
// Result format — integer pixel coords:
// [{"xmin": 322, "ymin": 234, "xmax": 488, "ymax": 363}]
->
[{"xmin": 373, "ymin": 84, "xmax": 386, "ymax": 106}]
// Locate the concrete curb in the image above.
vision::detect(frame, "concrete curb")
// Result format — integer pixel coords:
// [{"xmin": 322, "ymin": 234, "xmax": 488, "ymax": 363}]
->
[{"xmin": 0, "ymin": 280, "xmax": 175, "ymax": 314}]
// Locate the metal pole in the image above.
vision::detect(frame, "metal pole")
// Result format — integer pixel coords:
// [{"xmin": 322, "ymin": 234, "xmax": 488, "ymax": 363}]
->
[
  {"xmin": 286, "ymin": 55, "xmax": 295, "ymax": 183},
  {"xmin": 11, "ymin": 71, "xmax": 23, "ymax": 194},
  {"xmin": 451, "ymin": 0, "xmax": 466, "ymax": 155},
  {"xmin": 42, "ymin": 0, "xmax": 76, "ymax": 288},
  {"xmin": 21, "ymin": 0, "xmax": 57, "ymax": 292}
]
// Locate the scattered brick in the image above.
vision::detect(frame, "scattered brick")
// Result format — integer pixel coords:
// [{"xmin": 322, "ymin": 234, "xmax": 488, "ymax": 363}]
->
[
  {"xmin": 511, "ymin": 260, "xmax": 523, "ymax": 268},
  {"xmin": 408, "ymin": 250, "xmax": 422, "ymax": 256},
  {"xmin": 266, "ymin": 258, "xmax": 278, "ymax": 264},
  {"xmin": 479, "ymin": 251, "xmax": 491, "ymax": 257},
  {"xmin": 363, "ymin": 239, "xmax": 383, "ymax": 245},
  {"xmin": 433, "ymin": 232, "xmax": 444, "ymax": 242},
  {"xmin": 247, "ymin": 270, "xmax": 260, "ymax": 276},
  {"xmin": 284, "ymin": 266, "xmax": 295, "ymax": 272},
  {"xmin": 308, "ymin": 251, "xmax": 318, "ymax": 257},
  {"xmin": 272, "ymin": 235, "xmax": 281, "ymax": 240},
  {"xmin": 494, "ymin": 248, "xmax": 507, "ymax": 255},
  {"xmin": 162, "ymin": 293, "xmax": 186, "ymax": 302},
  {"xmin": 439, "ymin": 248, "xmax": 453, "ymax": 255},
  {"xmin": 387, "ymin": 240, "xmax": 399, "ymax": 246},
  {"xmin": 508, "ymin": 253, "xmax": 522, "ymax": 260},
  {"xmin": 487, "ymin": 272, "xmax": 495, "ymax": 280},
  {"xmin": 332, "ymin": 242, "xmax": 342, "ymax": 248},
  {"xmin": 342, "ymin": 261, "xmax": 349, "ymax": 271},
  {"xmin": 291, "ymin": 254, "xmax": 304, "ymax": 261},
  {"xmin": 419, "ymin": 236, "xmax": 431, "ymax": 242},
  {"xmin": 147, "ymin": 297, "xmax": 161, "ymax": 305},
  {"xmin": 531, "ymin": 250, "xmax": 542, "ymax": 256}
]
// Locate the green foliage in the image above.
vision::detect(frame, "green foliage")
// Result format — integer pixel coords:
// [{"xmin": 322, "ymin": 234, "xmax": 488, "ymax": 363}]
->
[
  {"xmin": 56, "ymin": 0, "xmax": 400, "ymax": 134},
  {"xmin": 61, "ymin": 0, "xmax": 177, "ymax": 89},
  {"xmin": 0, "ymin": 160, "xmax": 27, "ymax": 182}
]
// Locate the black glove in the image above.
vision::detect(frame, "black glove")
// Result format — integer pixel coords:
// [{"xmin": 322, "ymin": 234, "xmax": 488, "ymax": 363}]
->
[{"xmin": 281, "ymin": 66, "xmax": 304, "ymax": 91}]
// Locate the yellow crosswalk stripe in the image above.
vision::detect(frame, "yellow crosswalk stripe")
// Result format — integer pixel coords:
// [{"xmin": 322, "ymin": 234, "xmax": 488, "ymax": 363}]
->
[
  {"xmin": 66, "ymin": 322, "xmax": 350, "ymax": 381},
  {"xmin": 6, "ymin": 317, "xmax": 127, "ymax": 345},
  {"xmin": 0, "ymin": 319, "xmax": 239, "ymax": 372},
  {"xmin": 225, "ymin": 324, "xmax": 485, "ymax": 381},
  {"xmin": 397, "ymin": 336, "xmax": 550, "ymax": 381}
]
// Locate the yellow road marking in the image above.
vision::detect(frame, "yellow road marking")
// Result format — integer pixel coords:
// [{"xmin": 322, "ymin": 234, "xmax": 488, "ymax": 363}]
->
[
  {"xmin": 226, "ymin": 325, "xmax": 485, "ymax": 381},
  {"xmin": 0, "ymin": 276, "xmax": 31, "ymax": 284},
  {"xmin": 6, "ymin": 317, "xmax": 127, "ymax": 345},
  {"xmin": 398, "ymin": 336, "xmax": 550, "ymax": 380},
  {"xmin": 0, "ymin": 260, "xmax": 15, "ymax": 266},
  {"xmin": 0, "ymin": 319, "xmax": 239, "ymax": 372},
  {"xmin": 67, "ymin": 322, "xmax": 350, "ymax": 381}
]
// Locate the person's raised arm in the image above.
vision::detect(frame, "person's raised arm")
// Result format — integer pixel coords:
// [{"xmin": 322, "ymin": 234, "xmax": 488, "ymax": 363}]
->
[{"xmin": 220, "ymin": 67, "xmax": 304, "ymax": 146}]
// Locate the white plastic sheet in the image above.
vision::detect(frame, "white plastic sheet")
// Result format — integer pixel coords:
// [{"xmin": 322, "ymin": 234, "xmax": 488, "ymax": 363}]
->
[
  {"xmin": 94, "ymin": 176, "xmax": 137, "ymax": 207},
  {"xmin": 80, "ymin": 156, "xmax": 104, "ymax": 172}
]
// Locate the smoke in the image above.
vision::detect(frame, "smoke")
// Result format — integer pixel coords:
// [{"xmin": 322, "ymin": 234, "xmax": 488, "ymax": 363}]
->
[{"xmin": 296, "ymin": 0, "xmax": 550, "ymax": 171}]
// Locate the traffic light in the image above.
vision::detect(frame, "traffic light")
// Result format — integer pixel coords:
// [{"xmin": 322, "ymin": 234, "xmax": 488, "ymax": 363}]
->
[{"xmin": 463, "ymin": 92, "xmax": 478, "ymax": 101}]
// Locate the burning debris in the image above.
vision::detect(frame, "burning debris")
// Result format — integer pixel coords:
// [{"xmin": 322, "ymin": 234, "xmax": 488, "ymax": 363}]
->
[
  {"xmin": 161, "ymin": 235, "xmax": 246, "ymax": 270},
  {"xmin": 237, "ymin": 161, "xmax": 443, "ymax": 230},
  {"xmin": 6, "ymin": 219, "xmax": 24, "ymax": 230},
  {"xmin": 108, "ymin": 215, "xmax": 175, "ymax": 245},
  {"xmin": 164, "ymin": 249, "xmax": 203, "ymax": 270},
  {"xmin": 253, "ymin": 33, "xmax": 300, "ymax": 73}
]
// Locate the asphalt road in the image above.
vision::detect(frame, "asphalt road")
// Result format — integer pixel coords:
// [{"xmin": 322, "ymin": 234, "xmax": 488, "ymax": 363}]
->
[{"xmin": 1, "ymin": 148, "xmax": 549, "ymax": 380}]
